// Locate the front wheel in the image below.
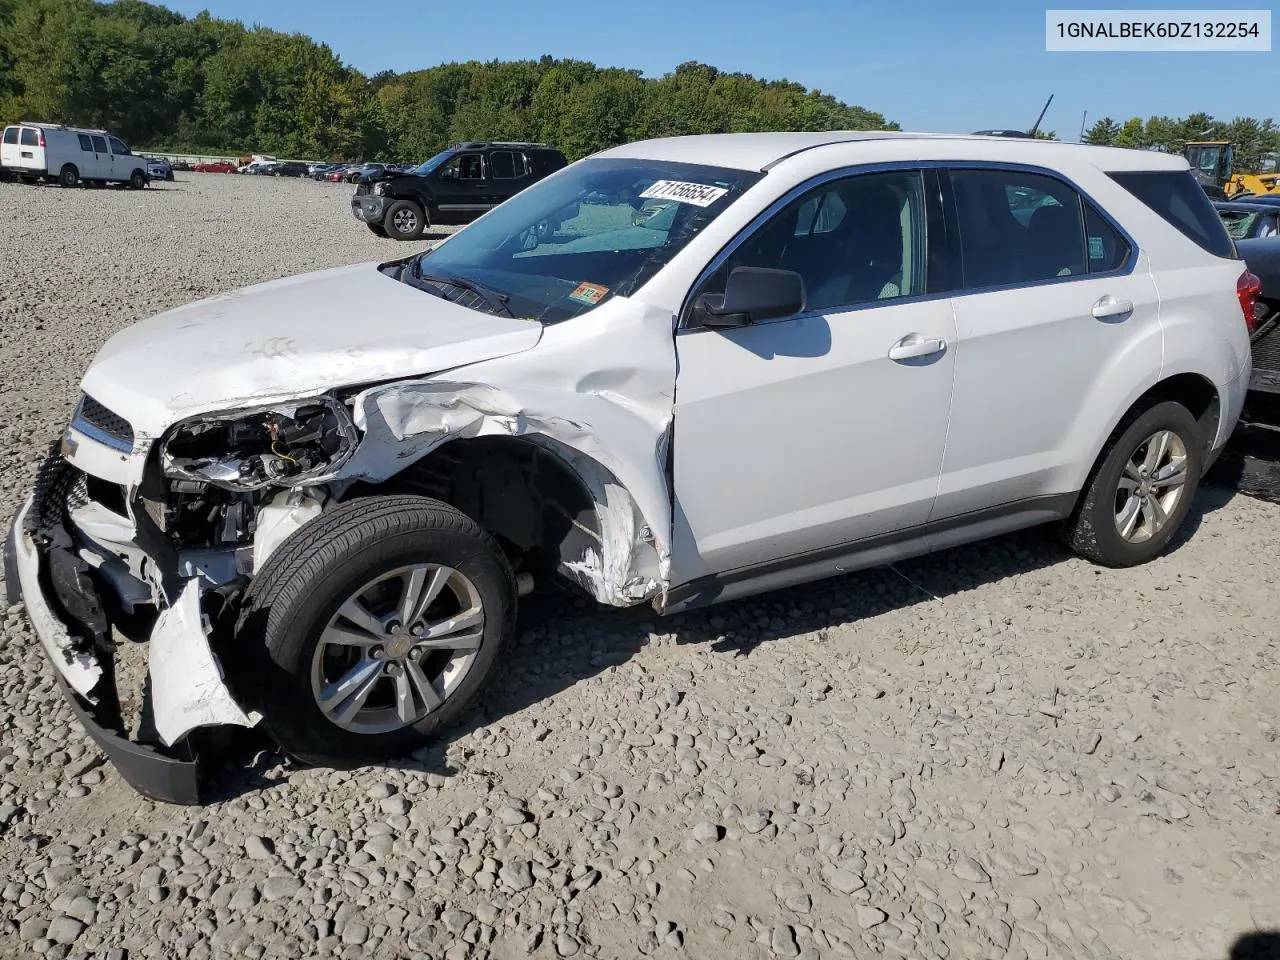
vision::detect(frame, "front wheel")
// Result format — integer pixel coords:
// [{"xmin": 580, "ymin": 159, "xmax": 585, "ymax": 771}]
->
[
  {"xmin": 129, "ymin": 169, "xmax": 146, "ymax": 190},
  {"xmin": 383, "ymin": 199, "xmax": 426, "ymax": 240},
  {"xmin": 236, "ymin": 495, "xmax": 516, "ymax": 766},
  {"xmin": 1064, "ymin": 400, "xmax": 1204, "ymax": 567}
]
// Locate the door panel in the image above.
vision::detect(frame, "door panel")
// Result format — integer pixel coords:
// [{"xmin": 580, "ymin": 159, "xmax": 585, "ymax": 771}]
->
[
  {"xmin": 670, "ymin": 167, "xmax": 956, "ymax": 582},
  {"xmin": 90, "ymin": 135, "xmax": 110, "ymax": 179},
  {"xmin": 433, "ymin": 152, "xmax": 490, "ymax": 219},
  {"xmin": 673, "ymin": 301, "xmax": 957, "ymax": 579},
  {"xmin": 935, "ymin": 167, "xmax": 1163, "ymax": 517}
]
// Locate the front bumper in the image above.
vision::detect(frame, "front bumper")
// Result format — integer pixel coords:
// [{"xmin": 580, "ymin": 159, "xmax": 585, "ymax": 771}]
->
[
  {"xmin": 3, "ymin": 456, "xmax": 259, "ymax": 804},
  {"xmin": 351, "ymin": 194, "xmax": 387, "ymax": 224}
]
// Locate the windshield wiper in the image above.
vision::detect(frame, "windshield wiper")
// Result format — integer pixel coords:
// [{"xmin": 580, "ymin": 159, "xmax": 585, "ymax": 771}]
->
[{"xmin": 404, "ymin": 258, "xmax": 514, "ymax": 318}]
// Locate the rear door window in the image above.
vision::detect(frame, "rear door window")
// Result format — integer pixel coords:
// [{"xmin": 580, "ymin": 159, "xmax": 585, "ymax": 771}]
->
[
  {"xmin": 20, "ymin": 128, "xmax": 39, "ymax": 146},
  {"xmin": 950, "ymin": 168, "xmax": 1086, "ymax": 287},
  {"xmin": 1109, "ymin": 170, "xmax": 1235, "ymax": 258},
  {"xmin": 490, "ymin": 150, "xmax": 525, "ymax": 179},
  {"xmin": 2, "ymin": 127, "xmax": 18, "ymax": 145}
]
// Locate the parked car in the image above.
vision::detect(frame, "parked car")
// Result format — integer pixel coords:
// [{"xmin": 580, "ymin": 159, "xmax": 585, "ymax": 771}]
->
[
  {"xmin": 192, "ymin": 160, "xmax": 238, "ymax": 174},
  {"xmin": 351, "ymin": 141, "xmax": 568, "ymax": 239},
  {"xmin": 309, "ymin": 162, "xmax": 340, "ymax": 179},
  {"xmin": 345, "ymin": 162, "xmax": 386, "ymax": 184},
  {"xmin": 1237, "ymin": 236, "xmax": 1280, "ymax": 396},
  {"xmin": 1, "ymin": 121, "xmax": 149, "ymax": 188},
  {"xmin": 239, "ymin": 161, "xmax": 274, "ymax": 175},
  {"xmin": 1215, "ymin": 201, "xmax": 1280, "ymax": 240},
  {"xmin": 3, "ymin": 133, "xmax": 1254, "ymax": 803},
  {"xmin": 146, "ymin": 156, "xmax": 174, "ymax": 182},
  {"xmin": 326, "ymin": 165, "xmax": 354, "ymax": 182},
  {"xmin": 266, "ymin": 161, "xmax": 309, "ymax": 178}
]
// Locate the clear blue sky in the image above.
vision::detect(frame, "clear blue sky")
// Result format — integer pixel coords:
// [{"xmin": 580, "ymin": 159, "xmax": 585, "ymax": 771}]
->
[{"xmin": 161, "ymin": 0, "xmax": 1277, "ymax": 138}]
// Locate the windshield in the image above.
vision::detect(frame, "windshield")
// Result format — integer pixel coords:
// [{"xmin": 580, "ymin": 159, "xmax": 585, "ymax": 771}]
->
[
  {"xmin": 414, "ymin": 157, "xmax": 761, "ymax": 323},
  {"xmin": 409, "ymin": 150, "xmax": 455, "ymax": 177}
]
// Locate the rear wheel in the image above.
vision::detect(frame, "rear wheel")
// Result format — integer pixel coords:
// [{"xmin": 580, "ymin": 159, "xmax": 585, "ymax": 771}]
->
[
  {"xmin": 384, "ymin": 200, "xmax": 426, "ymax": 241},
  {"xmin": 1064, "ymin": 401, "xmax": 1204, "ymax": 567},
  {"xmin": 59, "ymin": 164, "xmax": 79, "ymax": 188},
  {"xmin": 236, "ymin": 495, "xmax": 516, "ymax": 766}
]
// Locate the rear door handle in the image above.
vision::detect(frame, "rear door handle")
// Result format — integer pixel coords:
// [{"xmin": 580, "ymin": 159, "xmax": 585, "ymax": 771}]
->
[
  {"xmin": 888, "ymin": 333, "xmax": 947, "ymax": 361},
  {"xmin": 1091, "ymin": 295, "xmax": 1133, "ymax": 320}
]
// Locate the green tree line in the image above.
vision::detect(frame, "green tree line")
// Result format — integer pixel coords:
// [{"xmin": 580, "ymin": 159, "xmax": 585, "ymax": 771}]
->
[
  {"xmin": 1084, "ymin": 113, "xmax": 1280, "ymax": 172},
  {"xmin": 0, "ymin": 0, "xmax": 896, "ymax": 161}
]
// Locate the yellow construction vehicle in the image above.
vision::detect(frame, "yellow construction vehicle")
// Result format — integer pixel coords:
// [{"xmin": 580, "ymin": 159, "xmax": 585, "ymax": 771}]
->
[{"xmin": 1183, "ymin": 141, "xmax": 1280, "ymax": 198}]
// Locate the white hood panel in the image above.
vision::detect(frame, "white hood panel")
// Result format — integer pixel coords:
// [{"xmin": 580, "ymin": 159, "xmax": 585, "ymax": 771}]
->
[{"xmin": 79, "ymin": 263, "xmax": 542, "ymax": 437}]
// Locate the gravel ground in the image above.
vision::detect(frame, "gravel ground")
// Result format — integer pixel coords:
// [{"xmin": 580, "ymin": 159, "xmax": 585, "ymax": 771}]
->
[{"xmin": 1, "ymin": 173, "xmax": 1279, "ymax": 960}]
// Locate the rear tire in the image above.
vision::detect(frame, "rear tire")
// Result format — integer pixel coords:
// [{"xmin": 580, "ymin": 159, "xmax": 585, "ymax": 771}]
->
[
  {"xmin": 384, "ymin": 200, "xmax": 426, "ymax": 241},
  {"xmin": 59, "ymin": 164, "xmax": 79, "ymax": 188},
  {"xmin": 1064, "ymin": 400, "xmax": 1204, "ymax": 567},
  {"xmin": 236, "ymin": 495, "xmax": 516, "ymax": 767}
]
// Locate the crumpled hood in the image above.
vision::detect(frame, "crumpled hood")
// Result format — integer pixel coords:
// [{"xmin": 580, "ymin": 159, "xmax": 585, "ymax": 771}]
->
[{"xmin": 79, "ymin": 262, "xmax": 543, "ymax": 438}]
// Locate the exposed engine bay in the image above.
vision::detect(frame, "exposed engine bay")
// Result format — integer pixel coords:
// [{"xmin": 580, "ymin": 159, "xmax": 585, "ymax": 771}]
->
[{"xmin": 158, "ymin": 396, "xmax": 359, "ymax": 492}]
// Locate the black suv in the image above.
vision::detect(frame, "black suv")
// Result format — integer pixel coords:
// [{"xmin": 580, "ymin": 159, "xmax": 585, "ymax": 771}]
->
[{"xmin": 351, "ymin": 141, "xmax": 567, "ymax": 240}]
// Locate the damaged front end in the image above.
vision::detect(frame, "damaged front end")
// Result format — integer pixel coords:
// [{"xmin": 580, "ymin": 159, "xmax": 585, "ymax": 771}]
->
[{"xmin": 4, "ymin": 438, "xmax": 270, "ymax": 803}]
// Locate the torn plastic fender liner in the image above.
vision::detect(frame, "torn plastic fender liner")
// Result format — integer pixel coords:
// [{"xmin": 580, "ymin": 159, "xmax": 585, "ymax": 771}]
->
[
  {"xmin": 150, "ymin": 579, "xmax": 261, "ymax": 747},
  {"xmin": 344, "ymin": 379, "xmax": 671, "ymax": 607}
]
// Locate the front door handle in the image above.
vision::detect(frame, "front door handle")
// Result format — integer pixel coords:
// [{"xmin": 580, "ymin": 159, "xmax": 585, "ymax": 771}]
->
[
  {"xmin": 888, "ymin": 333, "xmax": 947, "ymax": 361},
  {"xmin": 1092, "ymin": 295, "xmax": 1133, "ymax": 320}
]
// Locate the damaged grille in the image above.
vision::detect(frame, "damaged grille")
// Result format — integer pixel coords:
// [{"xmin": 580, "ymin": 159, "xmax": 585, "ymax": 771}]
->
[{"xmin": 72, "ymin": 393, "xmax": 135, "ymax": 452}]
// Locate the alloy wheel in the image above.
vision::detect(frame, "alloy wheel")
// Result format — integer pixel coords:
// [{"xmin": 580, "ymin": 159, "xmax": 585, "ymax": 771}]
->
[
  {"xmin": 1113, "ymin": 429, "xmax": 1188, "ymax": 543},
  {"xmin": 310, "ymin": 564, "xmax": 485, "ymax": 734}
]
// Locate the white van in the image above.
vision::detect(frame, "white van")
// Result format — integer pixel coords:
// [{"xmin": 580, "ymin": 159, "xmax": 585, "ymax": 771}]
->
[{"xmin": 0, "ymin": 121, "xmax": 149, "ymax": 188}]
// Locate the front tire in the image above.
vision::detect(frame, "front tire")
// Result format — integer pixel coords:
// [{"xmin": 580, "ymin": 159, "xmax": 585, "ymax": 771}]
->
[
  {"xmin": 383, "ymin": 199, "xmax": 426, "ymax": 240},
  {"xmin": 1064, "ymin": 400, "xmax": 1204, "ymax": 567},
  {"xmin": 236, "ymin": 495, "xmax": 516, "ymax": 766},
  {"xmin": 129, "ymin": 169, "xmax": 146, "ymax": 190},
  {"xmin": 59, "ymin": 164, "xmax": 79, "ymax": 188}
]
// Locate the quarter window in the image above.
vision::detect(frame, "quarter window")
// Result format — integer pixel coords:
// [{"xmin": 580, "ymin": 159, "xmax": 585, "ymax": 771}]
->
[
  {"xmin": 78, "ymin": 134, "xmax": 93, "ymax": 151},
  {"xmin": 704, "ymin": 170, "xmax": 927, "ymax": 313},
  {"xmin": 1109, "ymin": 170, "xmax": 1234, "ymax": 259},
  {"xmin": 952, "ymin": 169, "xmax": 1087, "ymax": 287},
  {"xmin": 1083, "ymin": 202, "xmax": 1130, "ymax": 272},
  {"xmin": 19, "ymin": 128, "xmax": 39, "ymax": 146}
]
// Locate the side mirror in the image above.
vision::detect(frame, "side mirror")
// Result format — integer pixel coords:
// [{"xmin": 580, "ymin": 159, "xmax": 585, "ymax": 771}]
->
[{"xmin": 693, "ymin": 266, "xmax": 806, "ymax": 329}]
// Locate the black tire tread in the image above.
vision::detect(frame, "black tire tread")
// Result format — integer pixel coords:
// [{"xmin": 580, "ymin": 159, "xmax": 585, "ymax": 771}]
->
[
  {"xmin": 238, "ymin": 494, "xmax": 508, "ymax": 641},
  {"xmin": 1063, "ymin": 400, "xmax": 1202, "ymax": 567}
]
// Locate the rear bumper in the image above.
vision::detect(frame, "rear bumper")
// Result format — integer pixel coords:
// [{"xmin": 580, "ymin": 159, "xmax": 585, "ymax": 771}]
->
[{"xmin": 4, "ymin": 455, "xmax": 259, "ymax": 804}]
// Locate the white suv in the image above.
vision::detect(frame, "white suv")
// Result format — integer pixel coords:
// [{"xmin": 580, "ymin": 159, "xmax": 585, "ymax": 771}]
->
[{"xmin": 4, "ymin": 132, "xmax": 1256, "ymax": 802}]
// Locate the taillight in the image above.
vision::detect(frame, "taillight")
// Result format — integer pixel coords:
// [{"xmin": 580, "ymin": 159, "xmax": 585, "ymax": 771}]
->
[
  {"xmin": 1238, "ymin": 269, "xmax": 1263, "ymax": 333},
  {"xmin": 37, "ymin": 129, "xmax": 45, "ymax": 147}
]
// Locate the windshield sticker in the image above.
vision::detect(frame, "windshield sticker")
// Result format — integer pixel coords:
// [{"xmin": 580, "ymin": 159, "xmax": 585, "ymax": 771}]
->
[
  {"xmin": 639, "ymin": 180, "xmax": 730, "ymax": 207},
  {"xmin": 568, "ymin": 281, "xmax": 609, "ymax": 306}
]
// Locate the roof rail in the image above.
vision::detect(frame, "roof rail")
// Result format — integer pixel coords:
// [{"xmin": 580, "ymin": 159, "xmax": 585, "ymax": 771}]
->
[
  {"xmin": 21, "ymin": 120, "xmax": 68, "ymax": 130},
  {"xmin": 448, "ymin": 139, "xmax": 554, "ymax": 150}
]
